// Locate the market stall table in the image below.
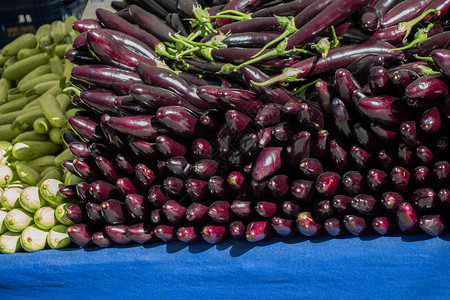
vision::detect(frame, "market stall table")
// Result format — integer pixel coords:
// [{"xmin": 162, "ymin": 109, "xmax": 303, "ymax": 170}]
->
[{"xmin": 1, "ymin": 233, "xmax": 449, "ymax": 299}]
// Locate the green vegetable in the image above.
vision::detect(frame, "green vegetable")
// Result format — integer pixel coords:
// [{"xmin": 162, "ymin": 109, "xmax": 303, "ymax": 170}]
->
[
  {"xmin": 20, "ymin": 225, "xmax": 48, "ymax": 252},
  {"xmin": 47, "ymin": 224, "xmax": 72, "ymax": 249},
  {"xmin": 0, "ymin": 231, "xmax": 22, "ymax": 254},
  {"xmin": 3, "ymin": 53, "xmax": 50, "ymax": 81},
  {"xmin": 55, "ymin": 202, "xmax": 76, "ymax": 226},
  {"xmin": 34, "ymin": 206, "xmax": 58, "ymax": 230},
  {"xmin": 39, "ymin": 179, "xmax": 65, "ymax": 206},
  {"xmin": 12, "ymin": 141, "xmax": 60, "ymax": 160},
  {"xmin": 1, "ymin": 33, "xmax": 37, "ymax": 56},
  {"xmin": 0, "ymin": 209, "xmax": 9, "ymax": 234},
  {"xmin": 0, "ymin": 187, "xmax": 23, "ymax": 210},
  {"xmin": 4, "ymin": 208, "xmax": 34, "ymax": 232},
  {"xmin": 19, "ymin": 186, "xmax": 47, "ymax": 213}
]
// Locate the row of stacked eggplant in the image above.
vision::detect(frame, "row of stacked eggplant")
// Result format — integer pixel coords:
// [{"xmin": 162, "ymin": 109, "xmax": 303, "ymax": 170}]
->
[{"xmin": 62, "ymin": 0, "xmax": 449, "ymax": 247}]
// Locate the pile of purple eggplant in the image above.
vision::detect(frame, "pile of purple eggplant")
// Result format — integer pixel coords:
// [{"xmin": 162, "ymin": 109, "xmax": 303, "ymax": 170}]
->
[{"xmin": 62, "ymin": 0, "xmax": 450, "ymax": 248}]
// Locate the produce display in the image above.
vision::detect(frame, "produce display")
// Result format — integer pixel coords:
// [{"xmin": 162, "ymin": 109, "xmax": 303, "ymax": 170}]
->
[
  {"xmin": 0, "ymin": 18, "xmax": 83, "ymax": 253},
  {"xmin": 3, "ymin": 0, "xmax": 450, "ymax": 252}
]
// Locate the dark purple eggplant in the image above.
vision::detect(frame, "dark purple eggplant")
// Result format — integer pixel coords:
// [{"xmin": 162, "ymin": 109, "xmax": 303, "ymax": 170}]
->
[
  {"xmin": 351, "ymin": 194, "xmax": 377, "ymax": 215},
  {"xmin": 380, "ymin": 191, "xmax": 404, "ymax": 213},
  {"xmin": 255, "ymin": 201, "xmax": 277, "ymax": 218},
  {"xmin": 377, "ymin": 148, "xmax": 395, "ymax": 171},
  {"xmin": 115, "ymin": 154, "xmax": 135, "ymax": 176},
  {"xmin": 251, "ymin": 147, "xmax": 283, "ymax": 181},
  {"xmin": 438, "ymin": 188, "xmax": 450, "ymax": 209},
  {"xmin": 92, "ymin": 231, "xmax": 113, "ymax": 248},
  {"xmin": 433, "ymin": 161, "xmax": 450, "ymax": 186},
  {"xmin": 354, "ymin": 94, "xmax": 410, "ymax": 126},
  {"xmin": 208, "ymin": 201, "xmax": 232, "ymax": 223},
  {"xmin": 411, "ymin": 188, "xmax": 438, "ymax": 212},
  {"xmin": 412, "ymin": 166, "xmax": 432, "ymax": 185},
  {"xmin": 135, "ymin": 163, "xmax": 156, "ymax": 188},
  {"xmin": 314, "ymin": 200, "xmax": 334, "ymax": 219},
  {"xmin": 366, "ymin": 169, "xmax": 389, "ymax": 192},
  {"xmin": 271, "ymin": 216, "xmax": 297, "ymax": 237},
  {"xmin": 311, "ymin": 130, "xmax": 330, "ymax": 159},
  {"xmin": 380, "ymin": 0, "xmax": 434, "ymax": 28},
  {"xmin": 176, "ymin": 226, "xmax": 200, "ymax": 243},
  {"xmin": 370, "ymin": 122, "xmax": 398, "ymax": 144},
  {"xmin": 245, "ymin": 221, "xmax": 274, "ymax": 242},
  {"xmin": 105, "ymin": 225, "xmax": 132, "ymax": 244},
  {"xmin": 68, "ymin": 116, "xmax": 105, "ymax": 144},
  {"xmin": 116, "ymin": 177, "xmax": 140, "ymax": 196},
  {"xmin": 267, "ymin": 174, "xmax": 290, "ymax": 198},
  {"xmin": 166, "ymin": 157, "xmax": 192, "ymax": 178},
  {"xmin": 101, "ymin": 199, "xmax": 126, "ymax": 224},
  {"xmin": 397, "ymin": 143, "xmax": 416, "ymax": 169},
  {"xmin": 372, "ymin": 216, "xmax": 392, "ymax": 235},
  {"xmin": 368, "ymin": 66, "xmax": 394, "ymax": 95},
  {"xmin": 297, "ymin": 103, "xmax": 324, "ymax": 132},
  {"xmin": 191, "ymin": 138, "xmax": 213, "ymax": 160},
  {"xmin": 281, "ymin": 201, "xmax": 300, "ymax": 218},
  {"xmin": 208, "ymin": 176, "xmax": 231, "ymax": 199},
  {"xmin": 349, "ymin": 146, "xmax": 373, "ymax": 171},
  {"xmin": 299, "ymin": 158, "xmax": 324, "ymax": 179},
  {"xmin": 194, "ymin": 159, "xmax": 219, "ymax": 179},
  {"xmin": 315, "ymin": 79, "xmax": 333, "ymax": 114},
  {"xmin": 291, "ymin": 179, "xmax": 315, "ymax": 203},
  {"xmin": 124, "ymin": 194, "xmax": 149, "ymax": 221},
  {"xmin": 201, "ymin": 225, "xmax": 227, "ymax": 244},
  {"xmin": 137, "ymin": 62, "xmax": 212, "ymax": 110},
  {"xmin": 68, "ymin": 224, "xmax": 93, "ymax": 247},
  {"xmin": 324, "ymin": 218, "xmax": 345, "ymax": 236},
  {"xmin": 129, "ymin": 4, "xmax": 175, "ymax": 44},
  {"xmin": 162, "ymin": 200, "xmax": 187, "ymax": 223},
  {"xmin": 296, "ymin": 212, "xmax": 321, "ymax": 237},
  {"xmin": 185, "ymin": 178, "xmax": 210, "ymax": 201},
  {"xmin": 231, "ymin": 200, "xmax": 253, "ymax": 219},
  {"xmin": 89, "ymin": 180, "xmax": 120, "ymax": 202},
  {"xmin": 341, "ymin": 171, "xmax": 364, "ymax": 196},
  {"xmin": 315, "ymin": 172, "xmax": 341, "ymax": 197},
  {"xmin": 255, "ymin": 103, "xmax": 283, "ymax": 127},
  {"xmin": 257, "ymin": 126, "xmax": 274, "ymax": 149},
  {"xmin": 156, "ymin": 106, "xmax": 206, "ymax": 138},
  {"xmin": 343, "ymin": 214, "xmax": 367, "ymax": 236},
  {"xmin": 286, "ymin": 131, "xmax": 311, "ymax": 168},
  {"xmin": 420, "ymin": 107, "xmax": 442, "ymax": 134},
  {"xmin": 390, "ymin": 166, "xmax": 410, "ymax": 191},
  {"xmin": 186, "ymin": 202, "xmax": 209, "ymax": 222},
  {"xmin": 126, "ymin": 223, "xmax": 156, "ymax": 243},
  {"xmin": 155, "ymin": 135, "xmax": 187, "ymax": 157},
  {"xmin": 73, "ymin": 158, "xmax": 103, "ymax": 182},
  {"xmin": 69, "ymin": 142, "xmax": 90, "ymax": 158},
  {"xmin": 331, "ymin": 195, "xmax": 353, "ymax": 214},
  {"xmin": 419, "ymin": 215, "xmax": 446, "ymax": 236},
  {"xmin": 148, "ymin": 185, "xmax": 169, "ymax": 207},
  {"xmin": 397, "ymin": 202, "xmax": 419, "ymax": 233},
  {"xmin": 163, "ymin": 177, "xmax": 185, "ymax": 198},
  {"xmin": 431, "ymin": 49, "xmax": 450, "ymax": 79},
  {"xmin": 71, "ymin": 65, "xmax": 141, "ymax": 89},
  {"xmin": 154, "ymin": 225, "xmax": 177, "ymax": 242},
  {"xmin": 335, "ymin": 68, "xmax": 361, "ymax": 105},
  {"xmin": 85, "ymin": 202, "xmax": 105, "ymax": 225},
  {"xmin": 229, "ymin": 221, "xmax": 246, "ymax": 240},
  {"xmin": 332, "ymin": 98, "xmax": 353, "ymax": 141}
]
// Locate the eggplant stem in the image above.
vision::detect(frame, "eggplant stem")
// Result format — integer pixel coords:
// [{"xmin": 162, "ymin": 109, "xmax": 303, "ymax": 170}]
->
[
  {"xmin": 251, "ymin": 17, "xmax": 296, "ymax": 58},
  {"xmin": 413, "ymin": 55, "xmax": 435, "ymax": 62},
  {"xmin": 175, "ymin": 47, "xmax": 200, "ymax": 60},
  {"xmin": 215, "ymin": 9, "xmax": 249, "ymax": 17},
  {"xmin": 293, "ymin": 79, "xmax": 320, "ymax": 95},
  {"xmin": 391, "ymin": 23, "xmax": 434, "ymax": 51},
  {"xmin": 330, "ymin": 26, "xmax": 340, "ymax": 48},
  {"xmin": 63, "ymin": 86, "xmax": 81, "ymax": 97},
  {"xmin": 313, "ymin": 38, "xmax": 331, "ymax": 58},
  {"xmin": 397, "ymin": 9, "xmax": 437, "ymax": 42},
  {"xmin": 204, "ymin": 14, "xmax": 249, "ymax": 21},
  {"xmin": 250, "ymin": 67, "xmax": 305, "ymax": 87}
]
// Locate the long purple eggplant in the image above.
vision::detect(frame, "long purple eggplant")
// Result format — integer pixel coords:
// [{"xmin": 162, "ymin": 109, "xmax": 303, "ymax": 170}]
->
[
  {"xmin": 380, "ymin": 0, "xmax": 434, "ymax": 28},
  {"xmin": 71, "ymin": 65, "xmax": 141, "ymax": 89},
  {"xmin": 137, "ymin": 62, "xmax": 212, "ymax": 110},
  {"xmin": 87, "ymin": 29, "xmax": 159, "ymax": 71}
]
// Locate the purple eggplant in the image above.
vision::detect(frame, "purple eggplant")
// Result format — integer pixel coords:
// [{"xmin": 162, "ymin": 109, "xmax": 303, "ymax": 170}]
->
[
  {"xmin": 92, "ymin": 231, "xmax": 113, "ymax": 248},
  {"xmin": 324, "ymin": 218, "xmax": 345, "ymax": 236},
  {"xmin": 162, "ymin": 200, "xmax": 187, "ymax": 223},
  {"xmin": 397, "ymin": 202, "xmax": 419, "ymax": 233},
  {"xmin": 315, "ymin": 172, "xmax": 341, "ymax": 197},
  {"xmin": 341, "ymin": 171, "xmax": 365, "ymax": 196},
  {"xmin": 85, "ymin": 202, "xmax": 105, "ymax": 225},
  {"xmin": 225, "ymin": 110, "xmax": 252, "ymax": 134},
  {"xmin": 208, "ymin": 201, "xmax": 232, "ymax": 223},
  {"xmin": 191, "ymin": 138, "xmax": 213, "ymax": 160},
  {"xmin": 380, "ymin": 0, "xmax": 434, "ymax": 28},
  {"xmin": 372, "ymin": 217, "xmax": 392, "ymax": 235},
  {"xmin": 271, "ymin": 216, "xmax": 297, "ymax": 237},
  {"xmin": 105, "ymin": 225, "xmax": 132, "ymax": 245},
  {"xmin": 116, "ymin": 177, "xmax": 140, "ymax": 196},
  {"xmin": 251, "ymin": 147, "xmax": 283, "ymax": 181},
  {"xmin": 366, "ymin": 169, "xmax": 389, "ymax": 192},
  {"xmin": 101, "ymin": 199, "xmax": 126, "ymax": 224},
  {"xmin": 245, "ymin": 221, "xmax": 273, "ymax": 242},
  {"xmin": 155, "ymin": 135, "xmax": 187, "ymax": 157},
  {"xmin": 156, "ymin": 106, "xmax": 205, "ymax": 138},
  {"xmin": 419, "ymin": 215, "xmax": 446, "ymax": 236},
  {"xmin": 433, "ymin": 161, "xmax": 450, "ymax": 186},
  {"xmin": 148, "ymin": 185, "xmax": 168, "ymax": 207},
  {"xmin": 166, "ymin": 157, "xmax": 192, "ymax": 178},
  {"xmin": 71, "ymin": 65, "xmax": 141, "ymax": 89},
  {"xmin": 154, "ymin": 225, "xmax": 177, "ymax": 242},
  {"xmin": 267, "ymin": 174, "xmax": 290, "ymax": 198},
  {"xmin": 68, "ymin": 116, "xmax": 105, "ymax": 144},
  {"xmin": 126, "ymin": 223, "xmax": 156, "ymax": 244},
  {"xmin": 194, "ymin": 159, "xmax": 219, "ymax": 180},
  {"xmin": 68, "ymin": 224, "xmax": 93, "ymax": 247},
  {"xmin": 229, "ymin": 221, "xmax": 246, "ymax": 240},
  {"xmin": 73, "ymin": 19, "xmax": 101, "ymax": 33},
  {"xmin": 124, "ymin": 194, "xmax": 149, "ymax": 221},
  {"xmin": 438, "ymin": 188, "xmax": 450, "ymax": 209},
  {"xmin": 335, "ymin": 68, "xmax": 361, "ymax": 105},
  {"xmin": 314, "ymin": 200, "xmax": 334, "ymax": 219},
  {"xmin": 296, "ymin": 212, "xmax": 321, "ymax": 237},
  {"xmin": 115, "ymin": 154, "xmax": 135, "ymax": 176},
  {"xmin": 332, "ymin": 195, "xmax": 353, "ymax": 214},
  {"xmin": 89, "ymin": 180, "xmax": 120, "ymax": 202},
  {"xmin": 411, "ymin": 188, "xmax": 438, "ymax": 212},
  {"xmin": 73, "ymin": 158, "xmax": 103, "ymax": 182},
  {"xmin": 351, "ymin": 194, "xmax": 377, "ymax": 215},
  {"xmin": 297, "ymin": 103, "xmax": 324, "ymax": 132},
  {"xmin": 343, "ymin": 214, "xmax": 367, "ymax": 236},
  {"xmin": 185, "ymin": 178, "xmax": 210, "ymax": 201},
  {"xmin": 231, "ymin": 200, "xmax": 253, "ymax": 219},
  {"xmin": 208, "ymin": 176, "xmax": 231, "ymax": 199},
  {"xmin": 281, "ymin": 201, "xmax": 300, "ymax": 218},
  {"xmin": 299, "ymin": 158, "xmax": 324, "ymax": 179},
  {"xmin": 186, "ymin": 203, "xmax": 209, "ymax": 222},
  {"xmin": 412, "ymin": 166, "xmax": 432, "ymax": 185},
  {"xmin": 69, "ymin": 142, "xmax": 90, "ymax": 158},
  {"xmin": 291, "ymin": 179, "xmax": 315, "ymax": 203},
  {"xmin": 163, "ymin": 177, "xmax": 185, "ymax": 198},
  {"xmin": 380, "ymin": 191, "xmax": 404, "ymax": 213},
  {"xmin": 201, "ymin": 225, "xmax": 227, "ymax": 244},
  {"xmin": 420, "ymin": 107, "xmax": 442, "ymax": 134},
  {"xmin": 286, "ymin": 131, "xmax": 311, "ymax": 168},
  {"xmin": 176, "ymin": 226, "xmax": 200, "ymax": 243},
  {"xmin": 431, "ymin": 49, "xmax": 450, "ymax": 79}
]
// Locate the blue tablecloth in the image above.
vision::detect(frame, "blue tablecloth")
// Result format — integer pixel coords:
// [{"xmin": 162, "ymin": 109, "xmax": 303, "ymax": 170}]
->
[{"xmin": 1, "ymin": 234, "xmax": 449, "ymax": 299}]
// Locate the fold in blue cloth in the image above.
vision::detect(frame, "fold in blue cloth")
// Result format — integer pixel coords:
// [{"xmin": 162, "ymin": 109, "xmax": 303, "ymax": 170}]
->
[{"xmin": 0, "ymin": 234, "xmax": 449, "ymax": 299}]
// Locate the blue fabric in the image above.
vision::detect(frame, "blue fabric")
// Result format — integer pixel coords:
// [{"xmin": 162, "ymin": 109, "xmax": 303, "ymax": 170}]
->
[{"xmin": 0, "ymin": 234, "xmax": 449, "ymax": 299}]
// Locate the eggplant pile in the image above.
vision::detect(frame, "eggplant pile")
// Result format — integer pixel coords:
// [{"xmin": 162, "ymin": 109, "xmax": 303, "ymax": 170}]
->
[{"xmin": 63, "ymin": 0, "xmax": 449, "ymax": 247}]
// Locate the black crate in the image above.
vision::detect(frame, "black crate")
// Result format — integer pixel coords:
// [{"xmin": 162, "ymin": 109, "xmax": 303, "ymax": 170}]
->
[{"xmin": 0, "ymin": 0, "xmax": 88, "ymax": 48}]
